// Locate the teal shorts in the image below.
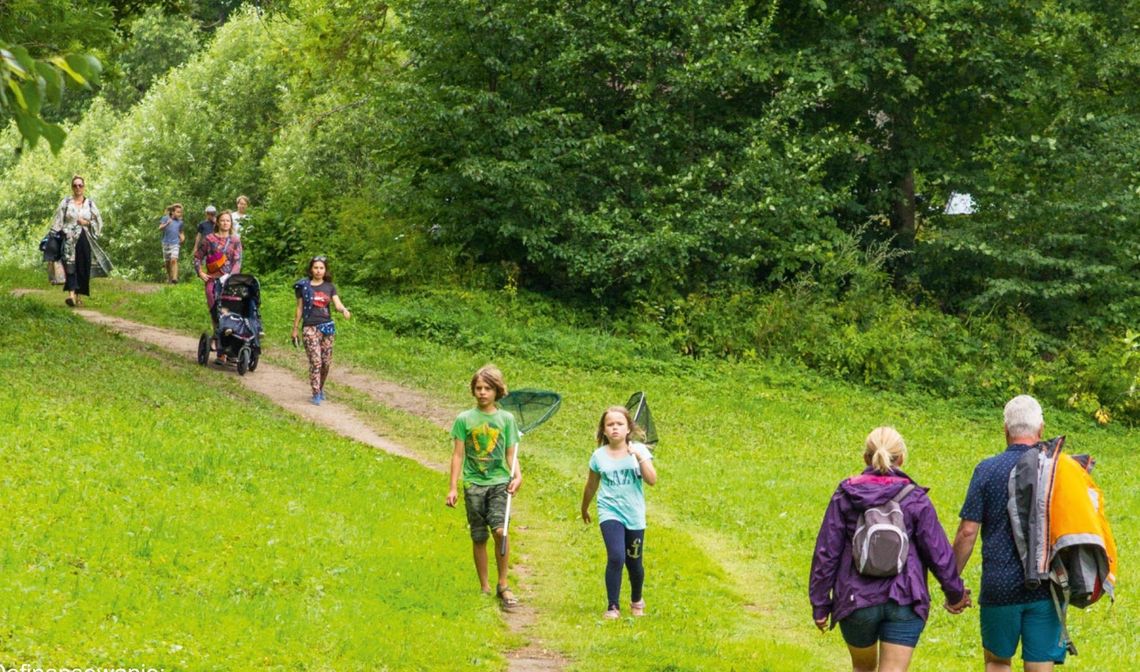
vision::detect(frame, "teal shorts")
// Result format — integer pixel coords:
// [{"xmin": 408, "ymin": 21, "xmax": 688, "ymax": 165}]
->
[{"xmin": 980, "ymin": 600, "xmax": 1067, "ymax": 664}]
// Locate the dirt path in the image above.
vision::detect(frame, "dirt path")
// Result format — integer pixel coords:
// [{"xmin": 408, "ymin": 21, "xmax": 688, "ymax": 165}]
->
[
  {"xmin": 12, "ymin": 289, "xmax": 565, "ymax": 672},
  {"xmin": 77, "ymin": 307, "xmax": 446, "ymax": 471}
]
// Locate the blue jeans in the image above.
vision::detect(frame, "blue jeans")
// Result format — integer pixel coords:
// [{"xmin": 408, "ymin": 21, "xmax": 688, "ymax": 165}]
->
[{"xmin": 838, "ymin": 602, "xmax": 926, "ymax": 648}]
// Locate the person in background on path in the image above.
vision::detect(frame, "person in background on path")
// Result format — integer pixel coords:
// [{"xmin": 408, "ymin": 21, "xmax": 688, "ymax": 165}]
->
[
  {"xmin": 50, "ymin": 174, "xmax": 104, "ymax": 307},
  {"xmin": 580, "ymin": 405, "xmax": 657, "ymax": 619},
  {"xmin": 445, "ymin": 365, "xmax": 523, "ymax": 611},
  {"xmin": 158, "ymin": 203, "xmax": 185, "ymax": 284},
  {"xmin": 193, "ymin": 210, "xmax": 243, "ymax": 363},
  {"xmin": 291, "ymin": 256, "xmax": 350, "ymax": 405},
  {"xmin": 951, "ymin": 396, "xmax": 1066, "ymax": 672},
  {"xmin": 194, "ymin": 204, "xmax": 217, "ymax": 257},
  {"xmin": 810, "ymin": 427, "xmax": 970, "ymax": 672},
  {"xmin": 232, "ymin": 194, "xmax": 250, "ymax": 235}
]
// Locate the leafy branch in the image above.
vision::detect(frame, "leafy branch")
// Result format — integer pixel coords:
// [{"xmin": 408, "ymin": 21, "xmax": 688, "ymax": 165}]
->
[{"xmin": 0, "ymin": 41, "xmax": 102, "ymax": 152}]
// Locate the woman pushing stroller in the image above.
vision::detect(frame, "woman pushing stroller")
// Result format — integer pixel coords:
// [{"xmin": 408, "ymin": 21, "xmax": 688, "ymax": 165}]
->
[{"xmin": 193, "ymin": 210, "xmax": 242, "ymax": 363}]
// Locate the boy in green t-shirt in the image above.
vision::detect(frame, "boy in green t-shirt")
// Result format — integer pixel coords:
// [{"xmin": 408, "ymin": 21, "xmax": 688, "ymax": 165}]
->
[{"xmin": 446, "ymin": 364, "xmax": 522, "ymax": 609}]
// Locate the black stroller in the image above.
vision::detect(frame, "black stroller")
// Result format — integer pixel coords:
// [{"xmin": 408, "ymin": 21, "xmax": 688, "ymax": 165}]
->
[{"xmin": 197, "ymin": 273, "xmax": 263, "ymax": 375}]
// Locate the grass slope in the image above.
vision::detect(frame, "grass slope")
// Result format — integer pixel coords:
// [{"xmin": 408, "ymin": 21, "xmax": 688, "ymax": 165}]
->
[
  {"xmin": 0, "ymin": 291, "xmax": 512, "ymax": 671},
  {"xmin": 10, "ymin": 273, "xmax": 1136, "ymax": 671}
]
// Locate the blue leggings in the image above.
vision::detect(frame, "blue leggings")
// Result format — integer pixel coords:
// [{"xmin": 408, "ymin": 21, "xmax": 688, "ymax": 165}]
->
[{"xmin": 600, "ymin": 520, "xmax": 645, "ymax": 609}]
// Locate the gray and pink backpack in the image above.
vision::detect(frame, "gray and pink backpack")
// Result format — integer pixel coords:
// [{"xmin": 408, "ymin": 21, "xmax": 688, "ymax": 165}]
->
[{"xmin": 852, "ymin": 485, "xmax": 915, "ymax": 577}]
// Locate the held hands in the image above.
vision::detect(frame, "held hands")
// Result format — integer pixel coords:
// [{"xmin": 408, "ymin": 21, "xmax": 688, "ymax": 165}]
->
[
  {"xmin": 445, "ymin": 488, "xmax": 458, "ymax": 508},
  {"xmin": 944, "ymin": 588, "xmax": 972, "ymax": 614}
]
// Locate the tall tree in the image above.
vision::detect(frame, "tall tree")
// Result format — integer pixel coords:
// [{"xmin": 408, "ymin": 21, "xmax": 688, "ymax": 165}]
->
[
  {"xmin": 769, "ymin": 0, "xmax": 1044, "ymax": 264},
  {"xmin": 375, "ymin": 0, "xmax": 855, "ymax": 303}
]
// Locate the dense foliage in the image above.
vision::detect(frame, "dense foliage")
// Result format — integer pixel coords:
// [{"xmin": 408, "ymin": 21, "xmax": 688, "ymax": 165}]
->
[{"xmin": 5, "ymin": 0, "xmax": 1140, "ymax": 422}]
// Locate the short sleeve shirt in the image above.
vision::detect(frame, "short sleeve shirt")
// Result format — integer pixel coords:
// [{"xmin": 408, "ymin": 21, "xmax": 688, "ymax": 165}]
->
[
  {"xmin": 161, "ymin": 217, "xmax": 184, "ymax": 245},
  {"xmin": 450, "ymin": 408, "xmax": 520, "ymax": 487},
  {"xmin": 959, "ymin": 444, "xmax": 1052, "ymax": 605},
  {"xmin": 198, "ymin": 219, "xmax": 215, "ymax": 236},
  {"xmin": 295, "ymin": 281, "xmax": 337, "ymax": 326},
  {"xmin": 589, "ymin": 442, "xmax": 652, "ymax": 530}
]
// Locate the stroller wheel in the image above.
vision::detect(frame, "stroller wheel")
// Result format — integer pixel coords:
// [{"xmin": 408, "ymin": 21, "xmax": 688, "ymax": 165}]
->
[
  {"xmin": 197, "ymin": 334, "xmax": 210, "ymax": 366},
  {"xmin": 237, "ymin": 346, "xmax": 251, "ymax": 376},
  {"xmin": 249, "ymin": 352, "xmax": 259, "ymax": 372}
]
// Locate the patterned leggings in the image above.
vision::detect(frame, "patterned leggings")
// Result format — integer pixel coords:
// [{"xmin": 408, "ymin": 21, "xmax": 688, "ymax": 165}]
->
[{"xmin": 301, "ymin": 326, "xmax": 335, "ymax": 395}]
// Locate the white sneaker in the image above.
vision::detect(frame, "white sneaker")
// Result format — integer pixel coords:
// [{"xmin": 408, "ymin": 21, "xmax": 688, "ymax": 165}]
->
[
  {"xmin": 603, "ymin": 607, "xmax": 621, "ymax": 620},
  {"xmin": 630, "ymin": 599, "xmax": 646, "ymax": 616}
]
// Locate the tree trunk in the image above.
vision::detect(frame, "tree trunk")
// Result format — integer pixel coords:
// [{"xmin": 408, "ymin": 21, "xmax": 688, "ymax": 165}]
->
[
  {"xmin": 889, "ymin": 167, "xmax": 916, "ymax": 285},
  {"xmin": 891, "ymin": 168, "xmax": 916, "ymax": 252}
]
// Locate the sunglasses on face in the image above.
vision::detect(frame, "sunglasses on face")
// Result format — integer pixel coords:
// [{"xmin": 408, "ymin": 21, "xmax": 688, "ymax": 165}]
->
[{"xmin": 72, "ymin": 183, "xmax": 84, "ymax": 188}]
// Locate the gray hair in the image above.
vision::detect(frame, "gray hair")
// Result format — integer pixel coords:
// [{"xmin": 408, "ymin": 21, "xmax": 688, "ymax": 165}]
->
[{"xmin": 1004, "ymin": 395, "xmax": 1044, "ymax": 437}]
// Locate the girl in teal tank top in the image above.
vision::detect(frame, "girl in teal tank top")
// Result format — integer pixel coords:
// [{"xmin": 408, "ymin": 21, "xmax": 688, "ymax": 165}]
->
[{"xmin": 580, "ymin": 405, "xmax": 658, "ymax": 619}]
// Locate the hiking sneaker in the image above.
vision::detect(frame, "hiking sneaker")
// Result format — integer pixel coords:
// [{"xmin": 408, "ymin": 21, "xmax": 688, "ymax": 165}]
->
[
  {"xmin": 630, "ymin": 600, "xmax": 646, "ymax": 617},
  {"xmin": 603, "ymin": 607, "xmax": 621, "ymax": 620},
  {"xmin": 310, "ymin": 394, "xmax": 321, "ymax": 406},
  {"xmin": 318, "ymin": 389, "xmax": 325, "ymax": 402}
]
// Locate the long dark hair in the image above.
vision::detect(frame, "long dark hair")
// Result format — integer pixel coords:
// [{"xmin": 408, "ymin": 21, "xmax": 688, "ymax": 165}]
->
[{"xmin": 308, "ymin": 256, "xmax": 333, "ymax": 282}]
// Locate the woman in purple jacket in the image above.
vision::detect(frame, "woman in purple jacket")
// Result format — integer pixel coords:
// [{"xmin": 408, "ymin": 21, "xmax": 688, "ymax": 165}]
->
[{"xmin": 810, "ymin": 427, "xmax": 971, "ymax": 671}]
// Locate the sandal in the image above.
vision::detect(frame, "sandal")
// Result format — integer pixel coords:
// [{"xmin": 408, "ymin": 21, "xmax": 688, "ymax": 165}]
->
[
  {"xmin": 496, "ymin": 584, "xmax": 519, "ymax": 610},
  {"xmin": 65, "ymin": 297, "xmax": 75, "ymax": 307}
]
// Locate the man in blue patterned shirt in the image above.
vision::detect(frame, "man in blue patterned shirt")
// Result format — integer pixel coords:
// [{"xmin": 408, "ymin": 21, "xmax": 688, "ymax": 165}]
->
[{"xmin": 952, "ymin": 395, "xmax": 1065, "ymax": 672}]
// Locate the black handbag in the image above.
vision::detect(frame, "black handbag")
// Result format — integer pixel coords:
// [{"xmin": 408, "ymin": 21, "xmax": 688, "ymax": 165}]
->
[{"xmin": 39, "ymin": 230, "xmax": 64, "ymax": 262}]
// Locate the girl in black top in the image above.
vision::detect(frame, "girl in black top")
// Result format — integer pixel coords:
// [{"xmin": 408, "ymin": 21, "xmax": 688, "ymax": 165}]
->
[{"xmin": 292, "ymin": 256, "xmax": 350, "ymax": 405}]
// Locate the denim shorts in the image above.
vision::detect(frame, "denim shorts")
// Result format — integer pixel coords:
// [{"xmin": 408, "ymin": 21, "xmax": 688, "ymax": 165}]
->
[
  {"xmin": 980, "ymin": 600, "xmax": 1066, "ymax": 663},
  {"xmin": 838, "ymin": 602, "xmax": 926, "ymax": 648},
  {"xmin": 463, "ymin": 482, "xmax": 508, "ymax": 543}
]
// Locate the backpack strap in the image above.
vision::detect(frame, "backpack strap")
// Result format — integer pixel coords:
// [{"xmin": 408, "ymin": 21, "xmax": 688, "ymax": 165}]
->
[
  {"xmin": 1050, "ymin": 582, "xmax": 1078, "ymax": 656},
  {"xmin": 890, "ymin": 484, "xmax": 917, "ymax": 504}
]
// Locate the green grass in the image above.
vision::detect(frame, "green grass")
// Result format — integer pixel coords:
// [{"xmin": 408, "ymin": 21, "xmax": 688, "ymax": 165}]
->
[
  {"xmin": 0, "ymin": 292, "xmax": 511, "ymax": 671},
  {"xmin": 6, "ymin": 272, "xmax": 1136, "ymax": 670}
]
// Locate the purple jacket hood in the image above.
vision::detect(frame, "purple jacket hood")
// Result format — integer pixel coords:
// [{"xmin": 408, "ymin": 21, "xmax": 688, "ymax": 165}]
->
[{"xmin": 809, "ymin": 467, "xmax": 966, "ymax": 625}]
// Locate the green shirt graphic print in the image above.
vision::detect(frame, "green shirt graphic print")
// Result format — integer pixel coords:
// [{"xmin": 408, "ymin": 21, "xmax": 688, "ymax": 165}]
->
[{"xmin": 450, "ymin": 408, "xmax": 520, "ymax": 487}]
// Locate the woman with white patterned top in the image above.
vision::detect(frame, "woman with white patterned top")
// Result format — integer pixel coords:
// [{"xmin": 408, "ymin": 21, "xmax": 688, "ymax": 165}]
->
[{"xmin": 50, "ymin": 175, "xmax": 104, "ymax": 307}]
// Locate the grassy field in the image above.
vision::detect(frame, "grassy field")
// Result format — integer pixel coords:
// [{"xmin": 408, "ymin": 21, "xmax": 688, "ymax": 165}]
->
[
  {"xmin": 0, "ymin": 288, "xmax": 513, "ymax": 671},
  {"xmin": 5, "ymin": 271, "xmax": 1135, "ymax": 671}
]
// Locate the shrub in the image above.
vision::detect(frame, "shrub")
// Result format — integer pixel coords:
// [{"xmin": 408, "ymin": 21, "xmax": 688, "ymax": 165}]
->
[
  {"xmin": 96, "ymin": 10, "xmax": 293, "ymax": 278},
  {"xmin": 0, "ymin": 100, "xmax": 119, "ymax": 266}
]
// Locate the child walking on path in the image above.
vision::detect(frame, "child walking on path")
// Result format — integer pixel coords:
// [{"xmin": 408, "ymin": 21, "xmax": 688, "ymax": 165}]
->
[
  {"xmin": 581, "ymin": 405, "xmax": 658, "ymax": 619},
  {"xmin": 291, "ymin": 256, "xmax": 350, "ymax": 405},
  {"xmin": 446, "ymin": 365, "xmax": 523, "ymax": 610},
  {"xmin": 158, "ymin": 203, "xmax": 185, "ymax": 284}
]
